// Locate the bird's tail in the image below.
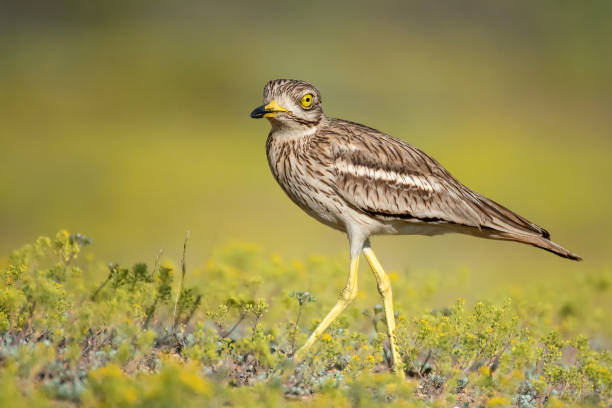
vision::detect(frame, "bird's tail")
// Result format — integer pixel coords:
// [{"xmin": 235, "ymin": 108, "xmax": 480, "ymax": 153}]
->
[
  {"xmin": 462, "ymin": 189, "xmax": 581, "ymax": 261},
  {"xmin": 496, "ymin": 232, "xmax": 582, "ymax": 261}
]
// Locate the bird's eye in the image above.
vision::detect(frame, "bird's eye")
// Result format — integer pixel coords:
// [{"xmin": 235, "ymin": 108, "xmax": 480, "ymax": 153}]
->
[{"xmin": 300, "ymin": 94, "xmax": 314, "ymax": 108}]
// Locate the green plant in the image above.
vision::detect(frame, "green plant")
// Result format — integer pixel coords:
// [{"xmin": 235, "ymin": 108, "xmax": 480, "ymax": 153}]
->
[{"xmin": 0, "ymin": 231, "xmax": 610, "ymax": 407}]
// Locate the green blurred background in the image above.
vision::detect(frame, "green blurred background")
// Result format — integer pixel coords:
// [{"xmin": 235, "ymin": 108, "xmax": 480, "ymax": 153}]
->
[{"xmin": 1, "ymin": 1, "xmax": 610, "ymax": 294}]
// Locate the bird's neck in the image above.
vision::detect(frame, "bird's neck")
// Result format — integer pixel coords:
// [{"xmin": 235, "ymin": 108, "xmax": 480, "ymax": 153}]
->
[{"xmin": 269, "ymin": 124, "xmax": 319, "ymax": 141}]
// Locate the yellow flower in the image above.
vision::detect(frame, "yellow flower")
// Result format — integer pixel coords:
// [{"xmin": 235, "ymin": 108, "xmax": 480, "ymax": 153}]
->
[
  {"xmin": 56, "ymin": 229, "xmax": 69, "ymax": 240},
  {"xmin": 511, "ymin": 369, "xmax": 524, "ymax": 380},
  {"xmin": 179, "ymin": 370, "xmax": 212, "ymax": 395},
  {"xmin": 385, "ymin": 383, "xmax": 397, "ymax": 394},
  {"xmin": 487, "ymin": 396, "xmax": 510, "ymax": 407},
  {"xmin": 90, "ymin": 364, "xmax": 124, "ymax": 380},
  {"xmin": 123, "ymin": 388, "xmax": 138, "ymax": 403}
]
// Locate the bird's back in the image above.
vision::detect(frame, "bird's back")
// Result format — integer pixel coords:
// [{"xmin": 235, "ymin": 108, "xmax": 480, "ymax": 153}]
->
[{"xmin": 319, "ymin": 118, "xmax": 580, "ymax": 260}]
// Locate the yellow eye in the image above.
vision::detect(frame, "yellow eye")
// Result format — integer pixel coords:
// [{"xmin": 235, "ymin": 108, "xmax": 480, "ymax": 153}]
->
[{"xmin": 300, "ymin": 93, "xmax": 314, "ymax": 108}]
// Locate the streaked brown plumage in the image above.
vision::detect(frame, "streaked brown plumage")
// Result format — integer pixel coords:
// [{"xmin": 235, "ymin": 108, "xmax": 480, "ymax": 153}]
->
[{"xmin": 251, "ymin": 79, "xmax": 580, "ymax": 374}]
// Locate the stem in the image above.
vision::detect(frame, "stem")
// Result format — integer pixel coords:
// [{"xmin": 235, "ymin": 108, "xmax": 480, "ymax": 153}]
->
[
  {"xmin": 91, "ymin": 266, "xmax": 114, "ymax": 301},
  {"xmin": 419, "ymin": 350, "xmax": 432, "ymax": 376},
  {"xmin": 290, "ymin": 303, "xmax": 304, "ymax": 356},
  {"xmin": 152, "ymin": 248, "xmax": 163, "ymax": 280},
  {"xmin": 143, "ymin": 299, "xmax": 158, "ymax": 329},
  {"xmin": 172, "ymin": 231, "xmax": 190, "ymax": 331},
  {"xmin": 182, "ymin": 294, "xmax": 202, "ymax": 326},
  {"xmin": 221, "ymin": 314, "xmax": 245, "ymax": 338},
  {"xmin": 143, "ymin": 249, "xmax": 165, "ymax": 329}
]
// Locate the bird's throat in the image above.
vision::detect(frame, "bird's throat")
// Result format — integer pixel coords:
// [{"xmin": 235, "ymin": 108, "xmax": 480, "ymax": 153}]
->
[{"xmin": 270, "ymin": 125, "xmax": 318, "ymax": 141}]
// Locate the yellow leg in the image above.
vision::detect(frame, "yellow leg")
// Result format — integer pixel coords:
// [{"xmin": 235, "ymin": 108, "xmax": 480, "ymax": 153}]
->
[
  {"xmin": 294, "ymin": 256, "xmax": 359, "ymax": 363},
  {"xmin": 362, "ymin": 246, "xmax": 404, "ymax": 377}
]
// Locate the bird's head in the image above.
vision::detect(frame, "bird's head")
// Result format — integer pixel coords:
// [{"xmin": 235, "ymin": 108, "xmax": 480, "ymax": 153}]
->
[{"xmin": 250, "ymin": 79, "xmax": 324, "ymax": 130}]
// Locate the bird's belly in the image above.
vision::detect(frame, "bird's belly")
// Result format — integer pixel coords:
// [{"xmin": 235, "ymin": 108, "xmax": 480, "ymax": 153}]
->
[{"xmin": 394, "ymin": 221, "xmax": 455, "ymax": 236}]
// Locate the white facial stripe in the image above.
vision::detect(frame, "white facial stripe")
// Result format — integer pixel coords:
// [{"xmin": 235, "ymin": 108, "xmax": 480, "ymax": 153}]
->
[{"xmin": 336, "ymin": 161, "xmax": 441, "ymax": 193}]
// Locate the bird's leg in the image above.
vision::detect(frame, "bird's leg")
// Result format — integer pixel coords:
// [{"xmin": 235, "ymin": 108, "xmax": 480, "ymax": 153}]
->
[
  {"xmin": 362, "ymin": 245, "xmax": 404, "ymax": 377},
  {"xmin": 293, "ymin": 256, "xmax": 359, "ymax": 363}
]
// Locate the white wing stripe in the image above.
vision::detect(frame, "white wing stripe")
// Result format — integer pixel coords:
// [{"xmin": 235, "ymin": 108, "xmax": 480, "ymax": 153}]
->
[{"xmin": 336, "ymin": 160, "xmax": 442, "ymax": 193}]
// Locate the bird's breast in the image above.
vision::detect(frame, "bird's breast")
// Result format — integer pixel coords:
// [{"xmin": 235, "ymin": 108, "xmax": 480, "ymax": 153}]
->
[{"xmin": 265, "ymin": 134, "xmax": 346, "ymax": 230}]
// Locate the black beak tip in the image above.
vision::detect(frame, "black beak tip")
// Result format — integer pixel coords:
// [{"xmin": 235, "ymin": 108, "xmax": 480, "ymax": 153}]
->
[{"xmin": 250, "ymin": 105, "xmax": 267, "ymax": 119}]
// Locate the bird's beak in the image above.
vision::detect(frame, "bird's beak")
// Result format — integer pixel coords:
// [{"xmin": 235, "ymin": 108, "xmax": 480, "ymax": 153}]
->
[{"xmin": 250, "ymin": 100, "xmax": 288, "ymax": 119}]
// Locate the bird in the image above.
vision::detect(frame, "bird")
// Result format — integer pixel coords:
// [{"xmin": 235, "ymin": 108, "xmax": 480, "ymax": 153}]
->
[{"xmin": 250, "ymin": 79, "xmax": 581, "ymax": 375}]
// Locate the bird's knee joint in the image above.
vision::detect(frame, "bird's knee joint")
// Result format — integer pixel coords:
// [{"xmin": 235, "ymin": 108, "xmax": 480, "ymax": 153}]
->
[
  {"xmin": 377, "ymin": 281, "xmax": 392, "ymax": 297},
  {"xmin": 340, "ymin": 285, "xmax": 358, "ymax": 302}
]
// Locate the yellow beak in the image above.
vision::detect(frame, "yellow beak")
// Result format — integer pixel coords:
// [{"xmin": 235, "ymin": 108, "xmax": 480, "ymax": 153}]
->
[{"xmin": 250, "ymin": 99, "xmax": 289, "ymax": 118}]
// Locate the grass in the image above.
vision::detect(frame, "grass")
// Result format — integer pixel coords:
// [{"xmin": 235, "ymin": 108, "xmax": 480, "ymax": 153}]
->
[{"xmin": 1, "ymin": 230, "xmax": 611, "ymax": 407}]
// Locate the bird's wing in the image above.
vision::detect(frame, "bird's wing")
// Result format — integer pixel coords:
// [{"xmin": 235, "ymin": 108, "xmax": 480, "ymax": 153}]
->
[{"xmin": 328, "ymin": 120, "xmax": 549, "ymax": 237}]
